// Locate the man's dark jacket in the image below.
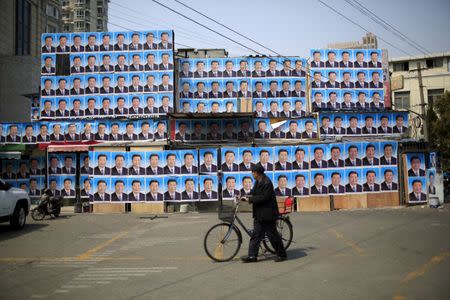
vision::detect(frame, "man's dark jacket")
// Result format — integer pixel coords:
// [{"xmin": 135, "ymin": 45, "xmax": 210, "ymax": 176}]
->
[{"xmin": 249, "ymin": 175, "xmax": 279, "ymax": 221}]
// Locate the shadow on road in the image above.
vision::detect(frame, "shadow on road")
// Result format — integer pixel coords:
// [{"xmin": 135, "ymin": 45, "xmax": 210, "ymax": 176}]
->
[
  {"xmin": 286, "ymin": 246, "xmax": 316, "ymax": 260},
  {"xmin": 0, "ymin": 223, "xmax": 48, "ymax": 242}
]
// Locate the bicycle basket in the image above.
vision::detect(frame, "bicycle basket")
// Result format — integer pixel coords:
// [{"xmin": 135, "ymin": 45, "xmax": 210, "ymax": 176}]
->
[{"xmin": 218, "ymin": 203, "xmax": 236, "ymax": 222}]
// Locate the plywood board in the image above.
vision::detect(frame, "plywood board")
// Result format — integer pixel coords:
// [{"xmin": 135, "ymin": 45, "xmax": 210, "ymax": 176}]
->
[
  {"xmin": 297, "ymin": 196, "xmax": 331, "ymax": 212},
  {"xmin": 131, "ymin": 202, "xmax": 165, "ymax": 214},
  {"xmin": 92, "ymin": 203, "xmax": 125, "ymax": 213},
  {"xmin": 333, "ymin": 194, "xmax": 368, "ymax": 210},
  {"xmin": 366, "ymin": 192, "xmax": 400, "ymax": 208}
]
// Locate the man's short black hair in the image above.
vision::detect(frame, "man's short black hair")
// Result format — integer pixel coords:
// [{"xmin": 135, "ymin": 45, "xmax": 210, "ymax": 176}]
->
[{"xmin": 252, "ymin": 164, "xmax": 265, "ymax": 175}]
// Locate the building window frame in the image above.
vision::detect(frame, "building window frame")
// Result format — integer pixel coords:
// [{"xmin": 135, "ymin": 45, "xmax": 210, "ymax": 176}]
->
[
  {"xmin": 15, "ymin": 0, "xmax": 31, "ymax": 56},
  {"xmin": 394, "ymin": 91, "xmax": 411, "ymax": 109}
]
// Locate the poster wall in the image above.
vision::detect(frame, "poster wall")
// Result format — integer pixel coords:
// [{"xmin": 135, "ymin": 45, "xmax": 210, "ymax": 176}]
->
[{"xmin": 404, "ymin": 152, "xmax": 427, "ymax": 203}]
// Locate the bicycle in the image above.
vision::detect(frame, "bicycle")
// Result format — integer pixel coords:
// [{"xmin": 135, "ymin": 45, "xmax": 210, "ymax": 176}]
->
[{"xmin": 203, "ymin": 196, "xmax": 294, "ymax": 262}]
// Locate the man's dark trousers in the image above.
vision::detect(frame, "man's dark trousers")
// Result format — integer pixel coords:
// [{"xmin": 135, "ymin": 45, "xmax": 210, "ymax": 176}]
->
[{"xmin": 249, "ymin": 219, "xmax": 286, "ymax": 258}]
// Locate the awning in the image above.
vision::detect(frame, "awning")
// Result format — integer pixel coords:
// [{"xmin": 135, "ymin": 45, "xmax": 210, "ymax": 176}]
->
[{"xmin": 40, "ymin": 141, "xmax": 99, "ymax": 152}]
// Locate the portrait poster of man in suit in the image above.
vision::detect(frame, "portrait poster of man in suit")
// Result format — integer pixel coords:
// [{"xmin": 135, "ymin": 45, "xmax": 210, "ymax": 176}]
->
[
  {"xmin": 61, "ymin": 177, "xmax": 76, "ymax": 198},
  {"xmin": 128, "ymin": 178, "xmax": 146, "ymax": 202},
  {"xmin": 345, "ymin": 144, "xmax": 362, "ymax": 167},
  {"xmin": 345, "ymin": 169, "xmax": 363, "ymax": 193},
  {"xmin": 221, "ymin": 149, "xmax": 239, "ymax": 173},
  {"xmin": 363, "ymin": 169, "xmax": 381, "ymax": 192},
  {"xmin": 41, "ymin": 55, "xmax": 56, "ymax": 75},
  {"xmin": 93, "ymin": 179, "xmax": 111, "ymax": 202},
  {"xmin": 328, "ymin": 144, "xmax": 345, "ymax": 168},
  {"xmin": 80, "ymin": 177, "xmax": 91, "ymax": 199},
  {"xmin": 93, "ymin": 152, "xmax": 111, "ymax": 176},
  {"xmin": 292, "ymin": 173, "xmax": 309, "ymax": 197},
  {"xmin": 239, "ymin": 148, "xmax": 255, "ymax": 172},
  {"xmin": 406, "ymin": 154, "xmax": 426, "ymax": 177},
  {"xmin": 179, "ymin": 151, "xmax": 198, "ymax": 175},
  {"xmin": 163, "ymin": 177, "xmax": 181, "ymax": 201},
  {"xmin": 310, "ymin": 171, "xmax": 328, "ymax": 195},
  {"xmin": 328, "ymin": 171, "xmax": 345, "ymax": 194},
  {"xmin": 274, "ymin": 173, "xmax": 292, "ymax": 197},
  {"xmin": 380, "ymin": 142, "xmax": 398, "ymax": 166},
  {"xmin": 110, "ymin": 179, "xmax": 128, "ymax": 202},
  {"xmin": 181, "ymin": 177, "xmax": 199, "ymax": 201},
  {"xmin": 256, "ymin": 148, "xmax": 274, "ymax": 172},
  {"xmin": 240, "ymin": 175, "xmax": 254, "ymax": 197},
  {"xmin": 380, "ymin": 168, "xmax": 398, "ymax": 192},
  {"xmin": 146, "ymin": 178, "xmax": 163, "ymax": 202},
  {"xmin": 222, "ymin": 174, "xmax": 240, "ymax": 200},
  {"xmin": 200, "ymin": 149, "xmax": 218, "ymax": 174},
  {"xmin": 408, "ymin": 178, "xmax": 427, "ymax": 203},
  {"xmin": 200, "ymin": 176, "xmax": 218, "ymax": 201}
]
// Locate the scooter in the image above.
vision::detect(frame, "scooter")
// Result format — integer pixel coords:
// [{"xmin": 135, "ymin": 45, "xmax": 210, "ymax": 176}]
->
[{"xmin": 31, "ymin": 189, "xmax": 63, "ymax": 221}]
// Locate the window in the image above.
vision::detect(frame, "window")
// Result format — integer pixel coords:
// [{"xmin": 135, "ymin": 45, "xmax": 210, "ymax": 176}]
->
[
  {"xmin": 15, "ymin": 0, "xmax": 31, "ymax": 56},
  {"xmin": 394, "ymin": 91, "xmax": 410, "ymax": 109},
  {"xmin": 393, "ymin": 62, "xmax": 409, "ymax": 72},
  {"xmin": 98, "ymin": 7, "xmax": 103, "ymax": 14},
  {"xmin": 75, "ymin": 0, "xmax": 86, "ymax": 4},
  {"xmin": 62, "ymin": 0, "xmax": 69, "ymax": 6},
  {"xmin": 64, "ymin": 25, "xmax": 70, "ymax": 32},
  {"xmin": 46, "ymin": 4, "xmax": 59, "ymax": 18},
  {"xmin": 75, "ymin": 21, "xmax": 85, "ymax": 29},
  {"xmin": 426, "ymin": 58, "xmax": 443, "ymax": 69},
  {"xmin": 75, "ymin": 9, "xmax": 85, "ymax": 18},
  {"xmin": 427, "ymin": 89, "xmax": 445, "ymax": 107},
  {"xmin": 47, "ymin": 25, "xmax": 57, "ymax": 33},
  {"xmin": 85, "ymin": 23, "xmax": 91, "ymax": 31}
]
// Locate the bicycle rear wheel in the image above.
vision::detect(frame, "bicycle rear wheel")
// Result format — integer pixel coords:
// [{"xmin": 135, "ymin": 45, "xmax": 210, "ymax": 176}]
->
[
  {"xmin": 263, "ymin": 217, "xmax": 293, "ymax": 254},
  {"xmin": 204, "ymin": 223, "xmax": 242, "ymax": 262}
]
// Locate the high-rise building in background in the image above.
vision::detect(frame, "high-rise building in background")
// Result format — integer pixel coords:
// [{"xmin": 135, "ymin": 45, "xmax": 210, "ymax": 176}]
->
[
  {"xmin": 61, "ymin": 0, "xmax": 109, "ymax": 33},
  {"xmin": 326, "ymin": 32, "xmax": 378, "ymax": 49}
]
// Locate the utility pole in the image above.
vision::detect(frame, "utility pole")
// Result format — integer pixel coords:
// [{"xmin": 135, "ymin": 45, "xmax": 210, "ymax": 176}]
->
[{"xmin": 416, "ymin": 62, "xmax": 428, "ymax": 141}]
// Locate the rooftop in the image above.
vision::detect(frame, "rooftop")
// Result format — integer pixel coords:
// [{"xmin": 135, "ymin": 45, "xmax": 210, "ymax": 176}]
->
[{"xmin": 389, "ymin": 51, "xmax": 450, "ymax": 62}]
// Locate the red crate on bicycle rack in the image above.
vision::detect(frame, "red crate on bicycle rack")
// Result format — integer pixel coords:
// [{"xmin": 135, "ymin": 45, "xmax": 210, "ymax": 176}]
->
[{"xmin": 277, "ymin": 197, "xmax": 294, "ymax": 215}]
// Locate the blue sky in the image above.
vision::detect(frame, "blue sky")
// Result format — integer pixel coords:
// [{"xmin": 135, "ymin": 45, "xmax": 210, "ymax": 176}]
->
[{"xmin": 107, "ymin": 0, "xmax": 450, "ymax": 59}]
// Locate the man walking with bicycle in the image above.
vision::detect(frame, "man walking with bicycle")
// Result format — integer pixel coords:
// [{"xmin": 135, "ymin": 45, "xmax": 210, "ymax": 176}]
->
[{"xmin": 241, "ymin": 165, "xmax": 287, "ymax": 263}]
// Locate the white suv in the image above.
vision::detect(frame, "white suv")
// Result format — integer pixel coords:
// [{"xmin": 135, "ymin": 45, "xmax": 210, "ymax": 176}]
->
[{"xmin": 0, "ymin": 179, "xmax": 31, "ymax": 229}]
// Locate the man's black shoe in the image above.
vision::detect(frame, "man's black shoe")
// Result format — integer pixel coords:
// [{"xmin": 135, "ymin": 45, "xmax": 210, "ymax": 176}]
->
[
  {"xmin": 241, "ymin": 256, "xmax": 257, "ymax": 263},
  {"xmin": 274, "ymin": 256, "xmax": 287, "ymax": 262}
]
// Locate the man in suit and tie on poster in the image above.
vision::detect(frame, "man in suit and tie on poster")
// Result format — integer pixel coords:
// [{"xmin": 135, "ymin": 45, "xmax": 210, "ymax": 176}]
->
[
  {"xmin": 208, "ymin": 60, "xmax": 222, "ymax": 78},
  {"xmin": 99, "ymin": 54, "xmax": 114, "ymax": 72},
  {"xmin": 310, "ymin": 147, "xmax": 327, "ymax": 169},
  {"xmin": 311, "ymin": 71, "xmax": 326, "ymax": 88},
  {"xmin": 57, "ymin": 35, "xmax": 70, "ymax": 52},
  {"xmin": 129, "ymin": 32, "xmax": 142, "ymax": 50},
  {"xmin": 340, "ymin": 71, "xmax": 354, "ymax": 89},
  {"xmin": 380, "ymin": 144, "xmax": 397, "ymax": 165},
  {"xmin": 408, "ymin": 156, "xmax": 426, "ymax": 177},
  {"xmin": 70, "ymin": 77, "xmax": 84, "ymax": 95},
  {"xmin": 80, "ymin": 155, "xmax": 92, "ymax": 175},
  {"xmin": 55, "ymin": 99, "xmax": 69, "ymax": 117},
  {"xmin": 328, "ymin": 172, "xmax": 345, "ymax": 194},
  {"xmin": 129, "ymin": 75, "xmax": 143, "ymax": 93},
  {"xmin": 223, "ymin": 81, "xmax": 237, "ymax": 98},
  {"xmin": 65, "ymin": 123, "xmax": 80, "ymax": 142},
  {"xmin": 110, "ymin": 180, "xmax": 128, "ymax": 202},
  {"xmin": 61, "ymin": 178, "xmax": 76, "ymax": 197},
  {"xmin": 253, "ymin": 81, "xmax": 267, "ymax": 99},
  {"xmin": 61, "ymin": 156, "xmax": 76, "ymax": 174},
  {"xmin": 341, "ymin": 91, "xmax": 355, "ymax": 109},
  {"xmin": 238, "ymin": 60, "xmax": 251, "ymax": 77},
  {"xmin": 194, "ymin": 82, "xmax": 208, "ymax": 99},
  {"xmin": 345, "ymin": 145, "xmax": 362, "ymax": 167},
  {"xmin": 368, "ymin": 51, "xmax": 382, "ymax": 68},
  {"xmin": 346, "ymin": 116, "xmax": 362, "ymax": 135},
  {"xmin": 285, "ymin": 121, "xmax": 300, "ymax": 139},
  {"xmin": 333, "ymin": 116, "xmax": 346, "ymax": 135},
  {"xmin": 143, "ymin": 74, "xmax": 157, "ymax": 93},
  {"xmin": 319, "ymin": 116, "xmax": 333, "ymax": 135},
  {"xmin": 158, "ymin": 96, "xmax": 172, "ymax": 114},
  {"xmin": 94, "ymin": 123, "xmax": 109, "ymax": 140},
  {"xmin": 355, "ymin": 71, "xmax": 369, "ymax": 88},
  {"xmin": 289, "ymin": 100, "xmax": 304, "ymax": 118},
  {"xmin": 270, "ymin": 125, "xmax": 285, "ymax": 139},
  {"xmin": 254, "ymin": 120, "xmax": 269, "ymax": 139},
  {"xmin": 56, "ymin": 78, "xmax": 70, "ymax": 96},
  {"xmin": 100, "ymin": 76, "xmax": 114, "ymax": 94},
  {"xmin": 275, "ymin": 149, "xmax": 292, "ymax": 171},
  {"xmin": 312, "ymin": 91, "xmax": 326, "ymax": 110},
  {"xmin": 325, "ymin": 71, "xmax": 340, "ymax": 88},
  {"xmin": 363, "ymin": 170, "xmax": 380, "ymax": 192},
  {"xmin": 370, "ymin": 92, "xmax": 384, "ymax": 109},
  {"xmin": 240, "ymin": 176, "xmax": 253, "ymax": 197},
  {"xmin": 256, "ymin": 149, "xmax": 273, "ymax": 172},
  {"xmin": 311, "ymin": 173, "xmax": 328, "ymax": 195},
  {"xmin": 158, "ymin": 32, "xmax": 173, "ymax": 49},
  {"xmin": 85, "ymin": 55, "xmax": 98, "ymax": 73},
  {"xmin": 16, "ymin": 162, "xmax": 30, "ymax": 179},
  {"xmin": 47, "ymin": 179, "xmax": 60, "ymax": 197},
  {"xmin": 208, "ymin": 81, "xmax": 222, "ymax": 99},
  {"xmin": 146, "ymin": 153, "xmax": 163, "ymax": 175},
  {"xmin": 137, "ymin": 122, "xmax": 153, "ymax": 141},
  {"xmin": 253, "ymin": 101, "xmax": 266, "ymax": 118},
  {"xmin": 328, "ymin": 146, "xmax": 345, "ymax": 168},
  {"xmin": 292, "ymin": 174, "xmax": 309, "ymax": 196},
  {"xmin": 409, "ymin": 180, "xmax": 427, "ymax": 202},
  {"xmin": 238, "ymin": 81, "xmax": 251, "ymax": 98},
  {"xmin": 362, "ymin": 144, "xmax": 379, "ymax": 166},
  {"xmin": 71, "ymin": 56, "xmax": 84, "ymax": 73},
  {"xmin": 115, "ymin": 54, "xmax": 129, "ymax": 72},
  {"xmin": 71, "ymin": 34, "xmax": 84, "ymax": 52},
  {"xmin": 326, "ymin": 51, "xmax": 339, "ymax": 68},
  {"xmin": 123, "ymin": 123, "xmax": 138, "ymax": 141},
  {"xmin": 280, "ymin": 60, "xmax": 292, "ymax": 77},
  {"xmin": 159, "ymin": 74, "xmax": 173, "ymax": 92},
  {"xmin": 221, "ymin": 151, "xmax": 239, "ymax": 172},
  {"xmin": 50, "ymin": 124, "xmax": 65, "ymax": 142},
  {"xmin": 327, "ymin": 91, "xmax": 340, "ymax": 110},
  {"xmin": 291, "ymin": 80, "xmax": 305, "ymax": 98},
  {"xmin": 354, "ymin": 51, "xmax": 367, "ymax": 68},
  {"xmin": 114, "ymin": 33, "xmax": 128, "ymax": 51},
  {"xmin": 84, "ymin": 98, "xmax": 98, "ymax": 116},
  {"xmin": 200, "ymin": 151, "xmax": 217, "ymax": 173},
  {"xmin": 154, "ymin": 121, "xmax": 168, "ymax": 140},
  {"xmin": 128, "ymin": 154, "xmax": 145, "ymax": 176},
  {"xmin": 180, "ymin": 61, "xmax": 193, "ymax": 78},
  {"xmin": 239, "ymin": 150, "xmax": 255, "ymax": 172},
  {"xmin": 100, "ymin": 33, "xmax": 112, "ymax": 51},
  {"xmin": 29, "ymin": 159, "xmax": 42, "ymax": 176},
  {"xmin": 41, "ymin": 78, "xmax": 55, "ymax": 97},
  {"xmin": 129, "ymin": 180, "xmax": 145, "ymax": 201},
  {"xmin": 100, "ymin": 98, "xmax": 113, "ymax": 116},
  {"xmin": 362, "ymin": 116, "xmax": 377, "ymax": 135},
  {"xmin": 181, "ymin": 152, "xmax": 198, "ymax": 174},
  {"xmin": 339, "ymin": 51, "xmax": 354, "ymax": 68},
  {"xmin": 114, "ymin": 97, "xmax": 128, "ymax": 116},
  {"xmin": 393, "ymin": 115, "xmax": 408, "ymax": 134},
  {"xmin": 94, "ymin": 154, "xmax": 110, "ymax": 176},
  {"xmin": 280, "ymin": 101, "xmax": 292, "ymax": 118},
  {"xmin": 311, "ymin": 51, "xmax": 325, "ymax": 68},
  {"xmin": 41, "ymin": 56, "xmax": 55, "ymax": 74},
  {"xmin": 42, "ymin": 35, "xmax": 55, "ymax": 53},
  {"xmin": 345, "ymin": 171, "xmax": 362, "ymax": 193},
  {"xmin": 302, "ymin": 120, "xmax": 317, "ymax": 139},
  {"xmin": 369, "ymin": 71, "xmax": 383, "ymax": 88},
  {"xmin": 292, "ymin": 148, "xmax": 308, "ymax": 170},
  {"xmin": 194, "ymin": 61, "xmax": 207, "ymax": 78},
  {"xmin": 159, "ymin": 53, "xmax": 173, "ymax": 71},
  {"xmin": 381, "ymin": 169, "xmax": 398, "ymax": 191},
  {"xmin": 292, "ymin": 60, "xmax": 306, "ymax": 77},
  {"xmin": 22, "ymin": 125, "xmax": 36, "ymax": 143},
  {"xmin": 85, "ymin": 34, "xmax": 99, "ymax": 52},
  {"xmin": 164, "ymin": 179, "xmax": 181, "ymax": 201},
  {"xmin": 252, "ymin": 60, "xmax": 265, "ymax": 77},
  {"xmin": 279, "ymin": 81, "xmax": 291, "ymax": 98},
  {"xmin": 223, "ymin": 60, "xmax": 237, "ymax": 77},
  {"xmin": 147, "ymin": 180, "xmax": 164, "ymax": 201},
  {"xmin": 28, "ymin": 179, "xmax": 41, "ymax": 197},
  {"xmin": 111, "ymin": 154, "xmax": 127, "ymax": 175},
  {"xmin": 179, "ymin": 82, "xmax": 193, "ymax": 98},
  {"xmin": 266, "ymin": 59, "xmax": 280, "ymax": 77},
  {"xmin": 108, "ymin": 123, "xmax": 122, "ymax": 141},
  {"xmin": 274, "ymin": 175, "xmax": 291, "ymax": 197},
  {"xmin": 85, "ymin": 77, "xmax": 99, "ymax": 94},
  {"xmin": 130, "ymin": 54, "xmax": 143, "ymax": 72},
  {"xmin": 144, "ymin": 32, "xmax": 158, "ymax": 50},
  {"xmin": 2, "ymin": 163, "xmax": 16, "ymax": 179},
  {"xmin": 200, "ymin": 178, "xmax": 218, "ymax": 200},
  {"xmin": 41, "ymin": 100, "xmax": 54, "ymax": 118},
  {"xmin": 164, "ymin": 153, "xmax": 181, "ymax": 175},
  {"xmin": 267, "ymin": 81, "xmax": 279, "ymax": 98},
  {"xmin": 223, "ymin": 176, "xmax": 240, "ymax": 199}
]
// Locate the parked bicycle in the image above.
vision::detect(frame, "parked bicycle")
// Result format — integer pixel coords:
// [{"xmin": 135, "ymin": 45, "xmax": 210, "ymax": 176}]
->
[{"xmin": 204, "ymin": 196, "xmax": 293, "ymax": 262}]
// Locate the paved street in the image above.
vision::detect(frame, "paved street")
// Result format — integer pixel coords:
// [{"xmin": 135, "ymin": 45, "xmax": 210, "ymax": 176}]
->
[{"xmin": 0, "ymin": 207, "xmax": 449, "ymax": 300}]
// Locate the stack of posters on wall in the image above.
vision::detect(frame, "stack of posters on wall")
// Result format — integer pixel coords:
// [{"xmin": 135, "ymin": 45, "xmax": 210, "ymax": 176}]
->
[
  {"xmin": 47, "ymin": 153, "xmax": 77, "ymax": 199},
  {"xmin": 404, "ymin": 152, "xmax": 428, "ymax": 204}
]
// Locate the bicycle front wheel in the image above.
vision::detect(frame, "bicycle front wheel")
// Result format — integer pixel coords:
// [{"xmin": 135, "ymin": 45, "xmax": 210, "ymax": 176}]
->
[
  {"xmin": 263, "ymin": 217, "xmax": 293, "ymax": 254},
  {"xmin": 204, "ymin": 223, "xmax": 242, "ymax": 262}
]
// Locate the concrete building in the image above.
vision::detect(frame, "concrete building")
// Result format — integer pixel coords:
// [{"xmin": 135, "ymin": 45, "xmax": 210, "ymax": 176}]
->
[
  {"xmin": 175, "ymin": 48, "xmax": 228, "ymax": 59},
  {"xmin": 389, "ymin": 52, "xmax": 450, "ymax": 139},
  {"xmin": 0, "ymin": 0, "xmax": 58, "ymax": 123},
  {"xmin": 61, "ymin": 0, "xmax": 109, "ymax": 33},
  {"xmin": 327, "ymin": 32, "xmax": 378, "ymax": 49}
]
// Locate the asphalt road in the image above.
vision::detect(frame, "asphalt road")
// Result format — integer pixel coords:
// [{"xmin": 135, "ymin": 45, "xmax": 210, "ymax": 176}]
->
[{"xmin": 0, "ymin": 207, "xmax": 449, "ymax": 300}]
